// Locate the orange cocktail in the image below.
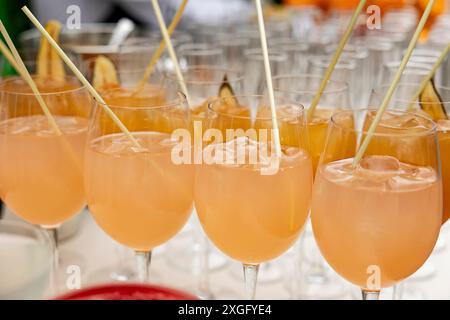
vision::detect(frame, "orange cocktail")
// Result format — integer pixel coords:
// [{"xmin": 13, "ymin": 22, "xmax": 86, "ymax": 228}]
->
[
  {"xmin": 311, "ymin": 109, "xmax": 442, "ymax": 296},
  {"xmin": 0, "ymin": 76, "xmax": 90, "ymax": 227}
]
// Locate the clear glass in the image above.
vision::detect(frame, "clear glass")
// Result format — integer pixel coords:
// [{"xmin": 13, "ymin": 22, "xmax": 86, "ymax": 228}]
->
[
  {"xmin": 195, "ymin": 94, "xmax": 313, "ymax": 299},
  {"xmin": 370, "ymin": 84, "xmax": 450, "ymax": 225},
  {"xmin": 427, "ymin": 29, "xmax": 450, "ymax": 88},
  {"xmin": 269, "ymin": 38, "xmax": 310, "ymax": 73},
  {"xmin": 380, "ymin": 61, "xmax": 432, "ymax": 86},
  {"xmin": 324, "ymin": 44, "xmax": 371, "ymax": 106},
  {"xmin": 0, "ymin": 220, "xmax": 52, "ymax": 299},
  {"xmin": 217, "ymin": 36, "xmax": 251, "ymax": 71},
  {"xmin": 272, "ymin": 74, "xmax": 350, "ymax": 298},
  {"xmin": 81, "ymin": 46, "xmax": 164, "ymax": 89},
  {"xmin": 351, "ymin": 36, "xmax": 398, "ymax": 90},
  {"xmin": 164, "ymin": 65, "xmax": 244, "ymax": 104},
  {"xmin": 178, "ymin": 43, "xmax": 225, "ymax": 69},
  {"xmin": 83, "ymin": 54, "xmax": 166, "ymax": 283},
  {"xmin": 272, "ymin": 74, "xmax": 350, "ymax": 172},
  {"xmin": 0, "ymin": 76, "xmax": 91, "ymax": 287},
  {"xmin": 308, "ymin": 56, "xmax": 358, "ymax": 107},
  {"xmin": 311, "ymin": 109, "xmax": 442, "ymax": 300},
  {"xmin": 165, "ymin": 65, "xmax": 244, "ymax": 297},
  {"xmin": 243, "ymin": 49, "xmax": 289, "ymax": 95},
  {"xmin": 85, "ymin": 96, "xmax": 194, "ymax": 283}
]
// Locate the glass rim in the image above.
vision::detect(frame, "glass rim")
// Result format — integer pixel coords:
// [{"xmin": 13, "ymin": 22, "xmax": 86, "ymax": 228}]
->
[
  {"xmin": 81, "ymin": 56, "xmax": 165, "ymax": 76},
  {"xmin": 208, "ymin": 94, "xmax": 306, "ymax": 121},
  {"xmin": 164, "ymin": 65, "xmax": 244, "ymax": 85},
  {"xmin": 272, "ymin": 74, "xmax": 349, "ymax": 95},
  {"xmin": 244, "ymin": 48, "xmax": 288, "ymax": 61},
  {"xmin": 178, "ymin": 43, "xmax": 224, "ymax": 55},
  {"xmin": 330, "ymin": 108, "xmax": 438, "ymax": 138},
  {"xmin": 384, "ymin": 60, "xmax": 433, "ymax": 70},
  {"xmin": 309, "ymin": 56, "xmax": 356, "ymax": 69},
  {"xmin": 94, "ymin": 96, "xmax": 186, "ymax": 111},
  {"xmin": 0, "ymin": 75, "xmax": 88, "ymax": 96},
  {"xmin": 372, "ymin": 83, "xmax": 450, "ymax": 105}
]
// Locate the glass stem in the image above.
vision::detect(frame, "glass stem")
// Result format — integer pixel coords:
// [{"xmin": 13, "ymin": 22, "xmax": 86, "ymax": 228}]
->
[
  {"xmin": 196, "ymin": 235, "xmax": 212, "ymax": 299},
  {"xmin": 43, "ymin": 227, "xmax": 59, "ymax": 294},
  {"xmin": 392, "ymin": 284, "xmax": 403, "ymax": 300},
  {"xmin": 135, "ymin": 251, "xmax": 152, "ymax": 283},
  {"xmin": 243, "ymin": 263, "xmax": 259, "ymax": 300},
  {"xmin": 362, "ymin": 289, "xmax": 380, "ymax": 300}
]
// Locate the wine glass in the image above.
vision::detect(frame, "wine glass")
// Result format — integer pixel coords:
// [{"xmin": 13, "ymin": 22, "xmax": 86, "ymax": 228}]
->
[
  {"xmin": 311, "ymin": 108, "xmax": 442, "ymax": 300},
  {"xmin": 243, "ymin": 49, "xmax": 289, "ymax": 95},
  {"xmin": 0, "ymin": 76, "xmax": 91, "ymax": 286},
  {"xmin": 164, "ymin": 65, "xmax": 244, "ymax": 298},
  {"xmin": 370, "ymin": 84, "xmax": 450, "ymax": 225},
  {"xmin": 85, "ymin": 95, "xmax": 194, "ymax": 283},
  {"xmin": 82, "ymin": 52, "xmax": 168, "ymax": 284},
  {"xmin": 308, "ymin": 56, "xmax": 358, "ymax": 107},
  {"xmin": 178, "ymin": 43, "xmax": 225, "ymax": 69},
  {"xmin": 272, "ymin": 74, "xmax": 351, "ymax": 298},
  {"xmin": 195, "ymin": 94, "xmax": 313, "ymax": 299}
]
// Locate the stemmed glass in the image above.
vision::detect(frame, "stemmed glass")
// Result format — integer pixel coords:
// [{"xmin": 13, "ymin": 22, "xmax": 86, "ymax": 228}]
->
[
  {"xmin": 308, "ymin": 57, "xmax": 357, "ymax": 107},
  {"xmin": 195, "ymin": 94, "xmax": 313, "ymax": 299},
  {"xmin": 178, "ymin": 43, "xmax": 225, "ymax": 68},
  {"xmin": 311, "ymin": 109, "xmax": 442, "ymax": 300},
  {"xmin": 243, "ymin": 49, "xmax": 288, "ymax": 95},
  {"xmin": 0, "ymin": 76, "xmax": 91, "ymax": 284},
  {"xmin": 85, "ymin": 96, "xmax": 194, "ymax": 283},
  {"xmin": 82, "ymin": 53, "xmax": 165, "ymax": 284},
  {"xmin": 370, "ymin": 84, "xmax": 450, "ymax": 225},
  {"xmin": 164, "ymin": 65, "xmax": 244, "ymax": 298},
  {"xmin": 272, "ymin": 74, "xmax": 350, "ymax": 298}
]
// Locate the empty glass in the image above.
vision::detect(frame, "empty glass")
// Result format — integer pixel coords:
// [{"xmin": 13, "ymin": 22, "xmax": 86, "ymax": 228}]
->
[
  {"xmin": 178, "ymin": 43, "xmax": 225, "ymax": 68},
  {"xmin": 243, "ymin": 48, "xmax": 289, "ymax": 95}
]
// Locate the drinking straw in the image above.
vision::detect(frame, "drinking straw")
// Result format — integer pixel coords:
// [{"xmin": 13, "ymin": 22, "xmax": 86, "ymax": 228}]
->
[
  {"xmin": 307, "ymin": 0, "xmax": 367, "ymax": 121},
  {"xmin": 0, "ymin": 20, "xmax": 61, "ymax": 135},
  {"xmin": 0, "ymin": 40, "xmax": 21, "ymax": 73},
  {"xmin": 255, "ymin": 0, "xmax": 282, "ymax": 158},
  {"xmin": 150, "ymin": 0, "xmax": 192, "ymax": 108},
  {"xmin": 407, "ymin": 42, "xmax": 450, "ymax": 111},
  {"xmin": 22, "ymin": 6, "xmax": 141, "ymax": 148},
  {"xmin": 134, "ymin": 0, "xmax": 188, "ymax": 93},
  {"xmin": 353, "ymin": 0, "xmax": 436, "ymax": 167}
]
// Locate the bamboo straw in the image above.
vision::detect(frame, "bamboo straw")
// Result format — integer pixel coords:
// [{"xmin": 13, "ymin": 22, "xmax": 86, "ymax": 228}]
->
[
  {"xmin": 150, "ymin": 0, "xmax": 192, "ymax": 108},
  {"xmin": 407, "ymin": 42, "xmax": 450, "ymax": 111},
  {"xmin": 134, "ymin": 0, "xmax": 188, "ymax": 93},
  {"xmin": 0, "ymin": 20, "xmax": 61, "ymax": 135},
  {"xmin": 0, "ymin": 40, "xmax": 21, "ymax": 73},
  {"xmin": 255, "ymin": 0, "xmax": 282, "ymax": 158},
  {"xmin": 22, "ymin": 6, "xmax": 141, "ymax": 148},
  {"xmin": 307, "ymin": 0, "xmax": 367, "ymax": 121},
  {"xmin": 353, "ymin": 0, "xmax": 436, "ymax": 167}
]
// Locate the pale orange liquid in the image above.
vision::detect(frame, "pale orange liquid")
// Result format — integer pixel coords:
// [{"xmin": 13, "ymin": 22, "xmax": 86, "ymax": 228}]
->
[
  {"xmin": 0, "ymin": 116, "xmax": 88, "ymax": 227},
  {"xmin": 195, "ymin": 142, "xmax": 313, "ymax": 264},
  {"xmin": 363, "ymin": 111, "xmax": 448, "ymax": 224},
  {"xmin": 312, "ymin": 156, "xmax": 442, "ymax": 289},
  {"xmin": 437, "ymin": 120, "xmax": 450, "ymax": 223},
  {"xmin": 86, "ymin": 132, "xmax": 194, "ymax": 251},
  {"xmin": 308, "ymin": 109, "xmax": 337, "ymax": 173}
]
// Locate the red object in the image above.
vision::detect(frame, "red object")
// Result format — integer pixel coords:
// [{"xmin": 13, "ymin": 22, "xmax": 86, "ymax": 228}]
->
[{"xmin": 55, "ymin": 284, "xmax": 198, "ymax": 300}]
